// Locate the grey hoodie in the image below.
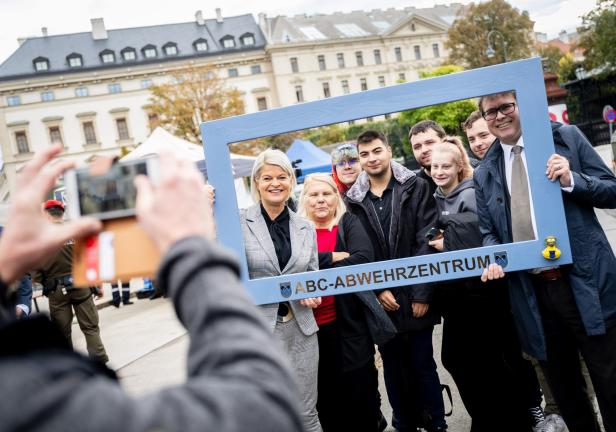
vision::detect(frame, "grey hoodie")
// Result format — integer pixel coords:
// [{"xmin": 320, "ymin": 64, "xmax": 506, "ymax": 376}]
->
[{"xmin": 434, "ymin": 178, "xmax": 477, "ymax": 217}]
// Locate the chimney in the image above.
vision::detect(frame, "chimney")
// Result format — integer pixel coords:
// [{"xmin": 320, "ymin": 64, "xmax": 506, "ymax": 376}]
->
[
  {"xmin": 91, "ymin": 18, "xmax": 108, "ymax": 40},
  {"xmin": 216, "ymin": 8, "xmax": 223, "ymax": 23},
  {"xmin": 41, "ymin": 27, "xmax": 48, "ymax": 37},
  {"xmin": 17, "ymin": 37, "xmax": 27, "ymax": 46},
  {"xmin": 195, "ymin": 10, "xmax": 204, "ymax": 25},
  {"xmin": 258, "ymin": 12, "xmax": 269, "ymax": 40}
]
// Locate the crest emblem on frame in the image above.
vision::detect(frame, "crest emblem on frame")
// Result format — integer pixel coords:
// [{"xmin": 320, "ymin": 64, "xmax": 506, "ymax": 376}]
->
[
  {"xmin": 494, "ymin": 251, "xmax": 509, "ymax": 268},
  {"xmin": 279, "ymin": 282, "xmax": 292, "ymax": 298}
]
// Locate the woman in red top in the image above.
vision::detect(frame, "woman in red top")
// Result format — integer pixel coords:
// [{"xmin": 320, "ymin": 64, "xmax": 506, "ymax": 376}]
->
[{"xmin": 299, "ymin": 173, "xmax": 395, "ymax": 432}]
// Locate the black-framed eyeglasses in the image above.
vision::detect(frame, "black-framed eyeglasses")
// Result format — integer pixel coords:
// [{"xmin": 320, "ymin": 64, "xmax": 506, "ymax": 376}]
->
[
  {"xmin": 482, "ymin": 102, "xmax": 516, "ymax": 121},
  {"xmin": 335, "ymin": 158, "xmax": 359, "ymax": 168}
]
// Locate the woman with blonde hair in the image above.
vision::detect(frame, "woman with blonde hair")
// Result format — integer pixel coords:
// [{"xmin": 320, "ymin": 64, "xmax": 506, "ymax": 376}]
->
[
  {"xmin": 240, "ymin": 149, "xmax": 322, "ymax": 432},
  {"xmin": 298, "ymin": 173, "xmax": 395, "ymax": 432}
]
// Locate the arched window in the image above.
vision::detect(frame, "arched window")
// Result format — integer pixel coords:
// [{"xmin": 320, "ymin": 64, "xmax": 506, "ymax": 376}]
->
[
  {"xmin": 193, "ymin": 38, "xmax": 208, "ymax": 52},
  {"xmin": 66, "ymin": 53, "xmax": 83, "ymax": 68},
  {"xmin": 163, "ymin": 42, "xmax": 178, "ymax": 56},
  {"xmin": 121, "ymin": 47, "xmax": 137, "ymax": 61},
  {"xmin": 142, "ymin": 44, "xmax": 158, "ymax": 59},
  {"xmin": 33, "ymin": 56, "xmax": 50, "ymax": 71},
  {"xmin": 220, "ymin": 36, "xmax": 235, "ymax": 49},
  {"xmin": 99, "ymin": 49, "xmax": 116, "ymax": 64}
]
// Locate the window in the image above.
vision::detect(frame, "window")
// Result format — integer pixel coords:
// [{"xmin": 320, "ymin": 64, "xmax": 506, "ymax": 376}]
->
[
  {"xmin": 251, "ymin": 65, "xmax": 262, "ymax": 75},
  {"xmin": 373, "ymin": 49, "xmax": 382, "ymax": 64},
  {"xmin": 360, "ymin": 78, "xmax": 368, "ymax": 91},
  {"xmin": 108, "ymin": 83, "xmax": 122, "ymax": 94},
  {"xmin": 398, "ymin": 73, "xmax": 406, "ymax": 82},
  {"xmin": 82, "ymin": 121, "xmax": 97, "ymax": 145},
  {"xmin": 222, "ymin": 37, "xmax": 235, "ymax": 48},
  {"xmin": 411, "ymin": 23, "xmax": 416, "ymax": 32},
  {"xmin": 290, "ymin": 57, "xmax": 299, "ymax": 73},
  {"xmin": 395, "ymin": 47, "xmax": 402, "ymax": 62},
  {"xmin": 433, "ymin": 43, "xmax": 440, "ymax": 58},
  {"xmin": 75, "ymin": 87, "xmax": 88, "ymax": 97},
  {"xmin": 163, "ymin": 43, "xmax": 178, "ymax": 56},
  {"xmin": 241, "ymin": 34, "xmax": 255, "ymax": 46},
  {"xmin": 15, "ymin": 131, "xmax": 29, "ymax": 153},
  {"xmin": 414, "ymin": 45, "xmax": 421, "ymax": 60},
  {"xmin": 337, "ymin": 53, "xmax": 345, "ymax": 68},
  {"xmin": 48, "ymin": 126, "xmax": 63, "ymax": 146},
  {"xmin": 341, "ymin": 80, "xmax": 350, "ymax": 94},
  {"xmin": 33, "ymin": 57, "xmax": 49, "ymax": 71},
  {"xmin": 100, "ymin": 50, "xmax": 115, "ymax": 64},
  {"xmin": 7, "ymin": 96, "xmax": 21, "ymax": 106},
  {"xmin": 67, "ymin": 54, "xmax": 82, "ymax": 68},
  {"xmin": 378, "ymin": 76, "xmax": 386, "ymax": 87},
  {"xmin": 318, "ymin": 55, "xmax": 326, "ymax": 71},
  {"xmin": 41, "ymin": 91, "xmax": 54, "ymax": 102},
  {"xmin": 122, "ymin": 48, "xmax": 136, "ymax": 61},
  {"xmin": 295, "ymin": 85, "xmax": 304, "ymax": 103},
  {"xmin": 355, "ymin": 51, "xmax": 364, "ymax": 67},
  {"xmin": 140, "ymin": 79, "xmax": 153, "ymax": 89},
  {"xmin": 322, "ymin": 82, "xmax": 331, "ymax": 98},
  {"xmin": 143, "ymin": 45, "xmax": 157, "ymax": 59},
  {"xmin": 257, "ymin": 97, "xmax": 268, "ymax": 111},
  {"xmin": 194, "ymin": 39, "xmax": 208, "ymax": 52},
  {"xmin": 116, "ymin": 118, "xmax": 130, "ymax": 140},
  {"xmin": 228, "ymin": 68, "xmax": 238, "ymax": 78}
]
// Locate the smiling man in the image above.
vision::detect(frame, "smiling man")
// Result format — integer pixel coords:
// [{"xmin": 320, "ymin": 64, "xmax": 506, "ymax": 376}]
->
[
  {"xmin": 461, "ymin": 110, "xmax": 496, "ymax": 160},
  {"xmin": 474, "ymin": 91, "xmax": 616, "ymax": 432},
  {"xmin": 344, "ymin": 130, "xmax": 446, "ymax": 432},
  {"xmin": 409, "ymin": 120, "xmax": 448, "ymax": 196}
]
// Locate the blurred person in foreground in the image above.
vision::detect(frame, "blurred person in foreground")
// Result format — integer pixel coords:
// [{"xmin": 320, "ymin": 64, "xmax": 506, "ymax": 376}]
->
[
  {"xmin": 240, "ymin": 149, "xmax": 323, "ymax": 432},
  {"xmin": 298, "ymin": 173, "xmax": 395, "ymax": 432},
  {"xmin": 0, "ymin": 144, "xmax": 303, "ymax": 432}
]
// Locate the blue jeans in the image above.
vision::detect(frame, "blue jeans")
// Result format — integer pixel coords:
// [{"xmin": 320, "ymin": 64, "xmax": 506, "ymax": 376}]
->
[{"xmin": 379, "ymin": 328, "xmax": 446, "ymax": 431}]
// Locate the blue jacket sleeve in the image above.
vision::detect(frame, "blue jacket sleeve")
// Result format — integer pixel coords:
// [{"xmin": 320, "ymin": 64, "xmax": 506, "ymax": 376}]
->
[
  {"xmin": 473, "ymin": 172, "xmax": 503, "ymax": 246},
  {"xmin": 563, "ymin": 126, "xmax": 616, "ymax": 209}
]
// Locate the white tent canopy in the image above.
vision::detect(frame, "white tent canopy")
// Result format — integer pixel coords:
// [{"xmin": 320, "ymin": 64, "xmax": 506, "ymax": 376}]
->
[{"xmin": 122, "ymin": 127, "xmax": 254, "ymax": 209}]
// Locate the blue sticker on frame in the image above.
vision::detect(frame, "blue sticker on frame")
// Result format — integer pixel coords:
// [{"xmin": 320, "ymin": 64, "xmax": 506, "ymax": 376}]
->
[{"xmin": 201, "ymin": 57, "xmax": 572, "ymax": 305}]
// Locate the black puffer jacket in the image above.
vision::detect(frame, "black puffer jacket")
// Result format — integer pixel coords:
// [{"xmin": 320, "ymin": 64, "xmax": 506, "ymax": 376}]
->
[{"xmin": 345, "ymin": 161, "xmax": 440, "ymax": 332}]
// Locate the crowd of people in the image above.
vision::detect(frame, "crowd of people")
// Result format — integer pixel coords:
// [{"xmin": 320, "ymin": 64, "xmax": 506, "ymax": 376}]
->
[{"xmin": 0, "ymin": 90, "xmax": 615, "ymax": 432}]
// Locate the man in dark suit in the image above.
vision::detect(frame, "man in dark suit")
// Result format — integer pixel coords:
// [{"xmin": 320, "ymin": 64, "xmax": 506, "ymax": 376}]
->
[{"xmin": 474, "ymin": 91, "xmax": 616, "ymax": 432}]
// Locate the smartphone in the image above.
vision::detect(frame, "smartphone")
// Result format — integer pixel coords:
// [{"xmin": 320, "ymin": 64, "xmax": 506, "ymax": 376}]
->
[{"xmin": 64, "ymin": 158, "xmax": 159, "ymax": 221}]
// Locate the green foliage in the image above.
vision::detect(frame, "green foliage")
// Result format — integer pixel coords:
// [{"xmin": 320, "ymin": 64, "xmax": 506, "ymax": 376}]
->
[
  {"xmin": 445, "ymin": 0, "xmax": 535, "ymax": 68},
  {"xmin": 305, "ymin": 124, "xmax": 346, "ymax": 146},
  {"xmin": 557, "ymin": 53, "xmax": 581, "ymax": 83},
  {"xmin": 419, "ymin": 65, "xmax": 464, "ymax": 78},
  {"xmin": 538, "ymin": 45, "xmax": 565, "ymax": 75},
  {"xmin": 578, "ymin": 0, "xmax": 616, "ymax": 72}
]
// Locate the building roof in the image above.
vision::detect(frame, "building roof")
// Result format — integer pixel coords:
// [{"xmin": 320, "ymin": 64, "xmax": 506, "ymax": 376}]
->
[
  {"xmin": 265, "ymin": 4, "xmax": 461, "ymax": 45},
  {"xmin": 0, "ymin": 14, "xmax": 266, "ymax": 82}
]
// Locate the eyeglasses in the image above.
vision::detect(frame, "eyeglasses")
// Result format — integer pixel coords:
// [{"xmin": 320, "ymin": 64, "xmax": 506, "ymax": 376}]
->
[
  {"xmin": 335, "ymin": 158, "xmax": 359, "ymax": 168},
  {"xmin": 482, "ymin": 102, "xmax": 516, "ymax": 121}
]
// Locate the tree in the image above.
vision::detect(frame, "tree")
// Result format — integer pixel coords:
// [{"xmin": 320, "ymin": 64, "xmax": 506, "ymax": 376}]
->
[
  {"xmin": 538, "ymin": 45, "xmax": 565, "ymax": 75},
  {"xmin": 145, "ymin": 63, "xmax": 244, "ymax": 144},
  {"xmin": 398, "ymin": 65, "xmax": 476, "ymax": 151},
  {"xmin": 578, "ymin": 0, "xmax": 616, "ymax": 71},
  {"xmin": 445, "ymin": 0, "xmax": 535, "ymax": 68}
]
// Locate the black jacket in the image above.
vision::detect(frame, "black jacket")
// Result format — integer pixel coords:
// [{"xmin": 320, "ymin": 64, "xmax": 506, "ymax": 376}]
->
[
  {"xmin": 345, "ymin": 161, "xmax": 440, "ymax": 331},
  {"xmin": 318, "ymin": 212, "xmax": 396, "ymax": 371}
]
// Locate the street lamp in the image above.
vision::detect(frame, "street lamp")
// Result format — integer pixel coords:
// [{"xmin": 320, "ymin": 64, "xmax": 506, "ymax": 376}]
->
[{"xmin": 486, "ymin": 29, "xmax": 508, "ymax": 63}]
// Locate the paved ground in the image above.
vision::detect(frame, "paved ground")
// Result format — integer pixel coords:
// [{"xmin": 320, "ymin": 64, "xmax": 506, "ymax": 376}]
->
[{"xmin": 57, "ymin": 207, "xmax": 616, "ymax": 431}]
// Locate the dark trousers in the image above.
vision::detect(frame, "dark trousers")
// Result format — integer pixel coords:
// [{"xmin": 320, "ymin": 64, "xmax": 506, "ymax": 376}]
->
[
  {"xmin": 440, "ymin": 288, "xmax": 540, "ymax": 432},
  {"xmin": 317, "ymin": 321, "xmax": 382, "ymax": 432},
  {"xmin": 379, "ymin": 328, "xmax": 446, "ymax": 431},
  {"xmin": 111, "ymin": 282, "xmax": 130, "ymax": 305},
  {"xmin": 48, "ymin": 287, "xmax": 108, "ymax": 363},
  {"xmin": 534, "ymin": 276, "xmax": 616, "ymax": 432}
]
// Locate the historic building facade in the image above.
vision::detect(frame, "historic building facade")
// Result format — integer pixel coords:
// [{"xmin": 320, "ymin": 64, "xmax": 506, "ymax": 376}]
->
[{"xmin": 0, "ymin": 5, "xmax": 459, "ymax": 203}]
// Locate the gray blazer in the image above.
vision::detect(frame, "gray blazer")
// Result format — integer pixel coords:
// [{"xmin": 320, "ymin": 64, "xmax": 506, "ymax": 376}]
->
[{"xmin": 240, "ymin": 204, "xmax": 319, "ymax": 336}]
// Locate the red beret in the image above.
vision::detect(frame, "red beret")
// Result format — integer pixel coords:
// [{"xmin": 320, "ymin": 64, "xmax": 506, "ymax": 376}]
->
[{"xmin": 44, "ymin": 199, "xmax": 65, "ymax": 210}]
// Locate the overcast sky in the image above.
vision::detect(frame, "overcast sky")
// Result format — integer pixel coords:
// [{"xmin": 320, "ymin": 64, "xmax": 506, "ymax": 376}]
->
[{"xmin": 0, "ymin": 0, "xmax": 595, "ymax": 65}]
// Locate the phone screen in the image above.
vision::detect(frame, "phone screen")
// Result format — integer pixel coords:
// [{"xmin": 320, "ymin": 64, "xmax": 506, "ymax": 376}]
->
[{"xmin": 76, "ymin": 161, "xmax": 147, "ymax": 218}]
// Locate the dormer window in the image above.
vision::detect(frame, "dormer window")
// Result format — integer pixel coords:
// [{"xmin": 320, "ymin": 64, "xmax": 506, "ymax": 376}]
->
[
  {"xmin": 194, "ymin": 39, "xmax": 208, "ymax": 52},
  {"xmin": 142, "ymin": 45, "xmax": 158, "ymax": 59},
  {"xmin": 33, "ymin": 57, "xmax": 49, "ymax": 72},
  {"xmin": 67, "ymin": 53, "xmax": 83, "ymax": 68},
  {"xmin": 241, "ymin": 33, "xmax": 255, "ymax": 46},
  {"xmin": 221, "ymin": 36, "xmax": 235, "ymax": 49},
  {"xmin": 100, "ymin": 49, "xmax": 115, "ymax": 64},
  {"xmin": 121, "ymin": 47, "xmax": 137, "ymax": 61},
  {"xmin": 163, "ymin": 42, "xmax": 178, "ymax": 56}
]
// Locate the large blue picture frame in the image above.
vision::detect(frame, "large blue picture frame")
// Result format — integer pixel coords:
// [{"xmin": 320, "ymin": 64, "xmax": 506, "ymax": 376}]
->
[{"xmin": 201, "ymin": 57, "xmax": 572, "ymax": 305}]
